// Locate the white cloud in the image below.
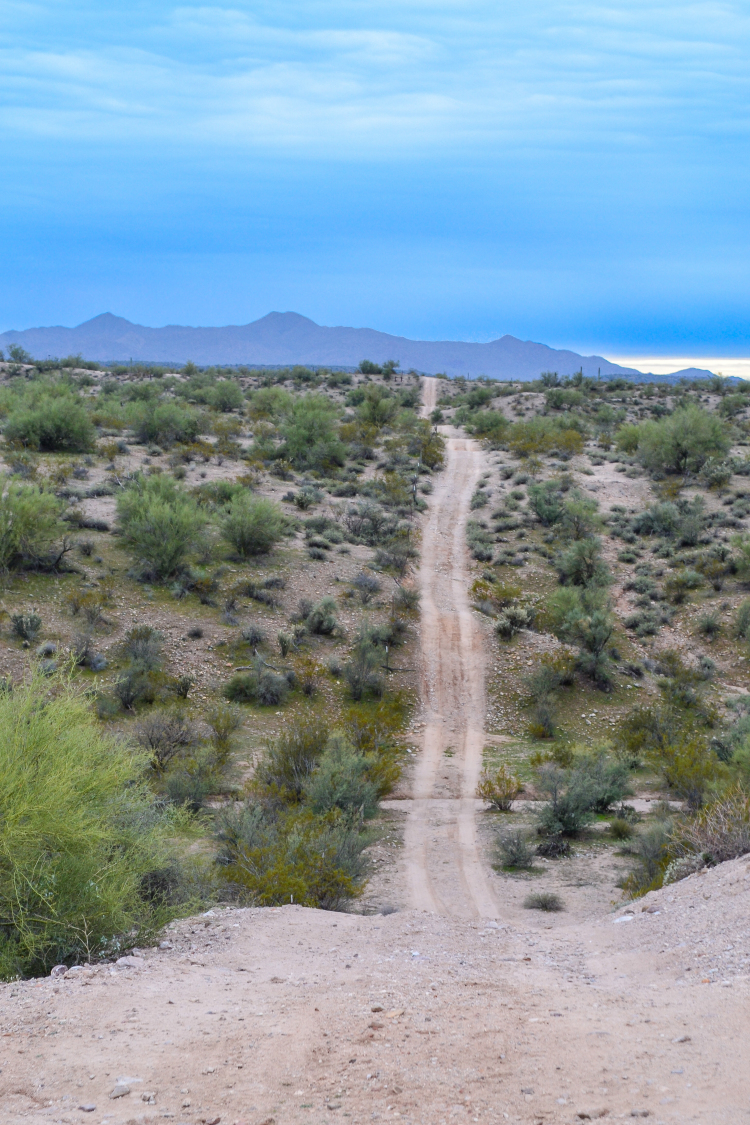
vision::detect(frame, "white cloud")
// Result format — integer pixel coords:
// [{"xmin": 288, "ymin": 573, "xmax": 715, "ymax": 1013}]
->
[{"xmin": 0, "ymin": 0, "xmax": 747, "ymax": 154}]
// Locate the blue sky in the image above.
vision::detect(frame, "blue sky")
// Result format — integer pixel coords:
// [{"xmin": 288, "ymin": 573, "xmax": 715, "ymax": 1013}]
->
[{"xmin": 1, "ymin": 1, "xmax": 749, "ymax": 353}]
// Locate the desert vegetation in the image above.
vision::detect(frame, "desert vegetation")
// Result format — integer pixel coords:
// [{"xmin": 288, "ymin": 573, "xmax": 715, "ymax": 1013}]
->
[
  {"xmin": 3, "ymin": 352, "xmax": 750, "ymax": 976},
  {"xmin": 0, "ymin": 354, "xmax": 433, "ymax": 977},
  {"xmin": 452, "ymin": 368, "xmax": 750, "ymax": 904}
]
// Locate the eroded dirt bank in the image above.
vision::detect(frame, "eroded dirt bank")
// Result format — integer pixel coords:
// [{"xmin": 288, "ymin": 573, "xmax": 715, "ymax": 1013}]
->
[{"xmin": 2, "ymin": 379, "xmax": 749, "ymax": 1125}]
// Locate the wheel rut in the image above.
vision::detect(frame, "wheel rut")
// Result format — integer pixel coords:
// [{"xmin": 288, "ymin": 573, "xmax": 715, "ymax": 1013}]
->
[{"xmin": 402, "ymin": 377, "xmax": 499, "ymax": 919}]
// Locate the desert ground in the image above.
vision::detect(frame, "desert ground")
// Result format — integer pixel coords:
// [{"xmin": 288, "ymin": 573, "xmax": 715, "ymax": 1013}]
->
[{"xmin": 1, "ymin": 376, "xmax": 749, "ymax": 1125}]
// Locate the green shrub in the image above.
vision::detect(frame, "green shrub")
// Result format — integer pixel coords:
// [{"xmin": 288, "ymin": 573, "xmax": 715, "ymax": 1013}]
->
[
  {"xmin": 698, "ymin": 457, "xmax": 734, "ymax": 488},
  {"xmin": 623, "ymin": 819, "xmax": 673, "ymax": 894},
  {"xmin": 117, "ymin": 474, "xmax": 207, "ymax": 580},
  {"xmin": 663, "ymin": 568, "xmax": 704, "ymax": 604},
  {"xmin": 303, "ymin": 735, "xmax": 379, "ymax": 818},
  {"xmin": 223, "ymin": 661, "xmax": 290, "ymax": 707},
  {"xmin": 467, "ymin": 409, "xmax": 509, "ymax": 445},
  {"xmin": 4, "ymin": 392, "xmax": 94, "ymax": 453},
  {"xmin": 572, "ymin": 751, "xmax": 632, "ymax": 813},
  {"xmin": 163, "ymin": 749, "xmax": 218, "ymax": 812},
  {"xmin": 506, "ymin": 415, "xmax": 586, "ymax": 457},
  {"xmin": 123, "ymin": 624, "xmax": 163, "ymax": 670},
  {"xmin": 466, "ymin": 519, "xmax": 495, "ymax": 562},
  {"xmin": 696, "ymin": 610, "xmax": 721, "ymax": 641},
  {"xmin": 215, "ymin": 802, "xmax": 368, "ymax": 909},
  {"xmin": 279, "ymin": 395, "xmax": 345, "ymax": 471},
  {"xmin": 113, "ymin": 667, "xmax": 160, "ymax": 710},
  {"xmin": 204, "ymin": 702, "xmax": 242, "ymax": 759},
  {"xmin": 558, "ymin": 493, "xmax": 602, "ymax": 540},
  {"xmin": 527, "ymin": 480, "xmax": 563, "ymax": 526},
  {"xmin": 556, "ymin": 536, "xmax": 610, "ymax": 587},
  {"xmin": 0, "ymin": 478, "xmax": 67, "ymax": 571},
  {"xmin": 645, "ymin": 731, "xmax": 721, "ymax": 811},
  {"xmin": 495, "ymin": 828, "xmax": 534, "ymax": 869},
  {"xmin": 210, "ymin": 380, "xmax": 244, "ymax": 412},
  {"xmin": 535, "ymin": 753, "xmax": 630, "ymax": 837},
  {"xmin": 306, "ymin": 596, "xmax": 338, "ymax": 635},
  {"xmin": 221, "ymin": 494, "xmax": 287, "ymax": 557},
  {"xmin": 253, "ymin": 720, "xmax": 330, "ymax": 803},
  {"xmin": 544, "ymin": 586, "xmax": 615, "ymax": 688},
  {"xmin": 131, "ymin": 401, "xmax": 203, "ymax": 447},
  {"xmin": 624, "ymin": 606, "xmax": 673, "ymax": 637},
  {"xmin": 736, "ymin": 599, "xmax": 750, "ymax": 639},
  {"xmin": 0, "ymin": 676, "xmax": 177, "ymax": 979},
  {"xmin": 623, "ymin": 405, "xmax": 730, "ymax": 475},
  {"xmin": 343, "ymin": 627, "xmax": 384, "ymax": 700},
  {"xmin": 535, "ymin": 762, "xmax": 595, "ymax": 836},
  {"xmin": 609, "ymin": 817, "xmax": 634, "ymax": 840}
]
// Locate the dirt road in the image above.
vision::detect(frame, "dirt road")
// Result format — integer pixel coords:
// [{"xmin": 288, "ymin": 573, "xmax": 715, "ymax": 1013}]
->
[{"xmin": 403, "ymin": 378, "xmax": 498, "ymax": 918}]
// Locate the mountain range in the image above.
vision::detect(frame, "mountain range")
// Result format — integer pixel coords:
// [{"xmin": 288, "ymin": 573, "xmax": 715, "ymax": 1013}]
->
[{"xmin": 0, "ymin": 312, "xmax": 716, "ymax": 382}]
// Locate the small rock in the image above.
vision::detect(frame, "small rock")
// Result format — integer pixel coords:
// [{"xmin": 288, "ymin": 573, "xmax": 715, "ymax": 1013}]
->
[
  {"xmin": 78, "ymin": 1105, "xmax": 96, "ymax": 1113},
  {"xmin": 182, "ymin": 1097, "xmax": 191, "ymax": 1107},
  {"xmin": 141, "ymin": 1091, "xmax": 157, "ymax": 1103},
  {"xmin": 50, "ymin": 964, "xmax": 68, "ymax": 978},
  {"xmin": 642, "ymin": 905, "xmax": 660, "ymax": 914},
  {"xmin": 521, "ymin": 1087, "xmax": 534, "ymax": 1095},
  {"xmin": 115, "ymin": 955, "xmax": 144, "ymax": 968},
  {"xmin": 205, "ymin": 1117, "xmax": 221, "ymax": 1125},
  {"xmin": 369, "ymin": 1021, "xmax": 384, "ymax": 1030},
  {"xmin": 672, "ymin": 1035, "xmax": 691, "ymax": 1043},
  {"xmin": 371, "ymin": 1005, "xmax": 384, "ymax": 1012},
  {"xmin": 159, "ymin": 941, "xmax": 173, "ymax": 950},
  {"xmin": 109, "ymin": 1083, "xmax": 130, "ymax": 1099},
  {"xmin": 630, "ymin": 1113, "xmax": 650, "ymax": 1119}
]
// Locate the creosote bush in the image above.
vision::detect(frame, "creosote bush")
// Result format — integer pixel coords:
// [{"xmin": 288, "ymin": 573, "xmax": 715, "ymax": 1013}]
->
[
  {"xmin": 222, "ymin": 494, "xmax": 287, "ymax": 557},
  {"xmin": 0, "ymin": 478, "xmax": 67, "ymax": 571},
  {"xmin": 117, "ymin": 474, "xmax": 207, "ymax": 581},
  {"xmin": 4, "ymin": 390, "xmax": 95, "ymax": 453}
]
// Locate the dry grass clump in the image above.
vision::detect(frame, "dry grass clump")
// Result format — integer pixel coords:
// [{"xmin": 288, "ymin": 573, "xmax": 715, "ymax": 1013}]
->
[{"xmin": 523, "ymin": 891, "xmax": 564, "ymax": 911}]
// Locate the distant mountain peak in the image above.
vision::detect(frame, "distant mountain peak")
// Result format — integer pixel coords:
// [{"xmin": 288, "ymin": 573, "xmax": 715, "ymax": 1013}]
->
[{"xmin": 0, "ymin": 312, "xmax": 717, "ymax": 382}]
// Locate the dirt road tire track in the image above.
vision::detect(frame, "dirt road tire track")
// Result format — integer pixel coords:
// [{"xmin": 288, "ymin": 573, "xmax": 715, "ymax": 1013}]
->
[{"xmin": 403, "ymin": 378, "xmax": 499, "ymax": 919}]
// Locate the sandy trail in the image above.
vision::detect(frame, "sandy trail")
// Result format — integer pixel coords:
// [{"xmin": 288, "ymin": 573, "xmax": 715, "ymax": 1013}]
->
[{"xmin": 403, "ymin": 378, "xmax": 497, "ymax": 919}]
